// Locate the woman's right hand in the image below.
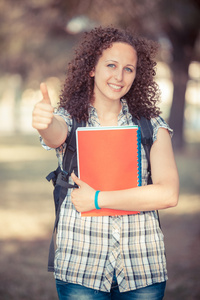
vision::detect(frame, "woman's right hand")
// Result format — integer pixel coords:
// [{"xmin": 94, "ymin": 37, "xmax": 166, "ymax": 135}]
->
[{"xmin": 32, "ymin": 83, "xmax": 54, "ymax": 130}]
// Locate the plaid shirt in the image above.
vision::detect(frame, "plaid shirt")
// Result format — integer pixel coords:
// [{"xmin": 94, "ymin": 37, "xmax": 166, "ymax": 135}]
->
[{"xmin": 41, "ymin": 100, "xmax": 172, "ymax": 293}]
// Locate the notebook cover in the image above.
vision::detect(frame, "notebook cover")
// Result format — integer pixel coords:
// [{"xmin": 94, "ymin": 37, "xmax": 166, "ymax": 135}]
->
[{"xmin": 76, "ymin": 126, "xmax": 141, "ymax": 217}]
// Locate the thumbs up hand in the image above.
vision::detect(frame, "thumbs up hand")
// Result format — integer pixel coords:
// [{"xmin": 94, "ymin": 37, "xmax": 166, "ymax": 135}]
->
[{"xmin": 32, "ymin": 83, "xmax": 54, "ymax": 130}]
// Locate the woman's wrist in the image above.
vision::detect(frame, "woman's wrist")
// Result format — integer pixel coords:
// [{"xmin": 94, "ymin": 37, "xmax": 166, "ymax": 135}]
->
[{"xmin": 97, "ymin": 191, "xmax": 110, "ymax": 209}]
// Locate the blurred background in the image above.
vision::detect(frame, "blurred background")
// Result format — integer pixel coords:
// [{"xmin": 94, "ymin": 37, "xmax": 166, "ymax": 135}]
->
[{"xmin": 0, "ymin": 0, "xmax": 199, "ymax": 299}]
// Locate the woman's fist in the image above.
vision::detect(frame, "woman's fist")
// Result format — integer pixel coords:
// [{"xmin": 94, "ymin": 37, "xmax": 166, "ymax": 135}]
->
[{"xmin": 71, "ymin": 173, "xmax": 96, "ymax": 212}]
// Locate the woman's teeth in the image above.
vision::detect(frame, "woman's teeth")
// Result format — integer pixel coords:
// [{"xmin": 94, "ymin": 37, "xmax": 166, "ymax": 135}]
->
[{"xmin": 108, "ymin": 84, "xmax": 122, "ymax": 90}]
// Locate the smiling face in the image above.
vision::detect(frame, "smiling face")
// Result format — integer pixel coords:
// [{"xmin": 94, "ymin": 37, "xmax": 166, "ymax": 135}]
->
[{"xmin": 90, "ymin": 42, "xmax": 137, "ymax": 105}]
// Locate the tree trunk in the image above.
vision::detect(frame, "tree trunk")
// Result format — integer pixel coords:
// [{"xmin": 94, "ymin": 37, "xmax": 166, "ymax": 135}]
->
[
  {"xmin": 169, "ymin": 61, "xmax": 189, "ymax": 150},
  {"xmin": 167, "ymin": 25, "xmax": 199, "ymax": 150}
]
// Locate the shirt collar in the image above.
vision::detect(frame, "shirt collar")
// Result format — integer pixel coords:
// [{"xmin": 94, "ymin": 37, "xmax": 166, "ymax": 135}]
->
[{"xmin": 88, "ymin": 99, "xmax": 133, "ymax": 127}]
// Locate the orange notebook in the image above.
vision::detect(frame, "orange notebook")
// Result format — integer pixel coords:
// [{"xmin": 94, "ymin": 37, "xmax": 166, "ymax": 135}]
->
[{"xmin": 76, "ymin": 126, "xmax": 141, "ymax": 217}]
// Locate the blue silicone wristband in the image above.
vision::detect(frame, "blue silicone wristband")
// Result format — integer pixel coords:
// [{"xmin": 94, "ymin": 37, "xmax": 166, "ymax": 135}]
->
[{"xmin": 94, "ymin": 190, "xmax": 101, "ymax": 210}]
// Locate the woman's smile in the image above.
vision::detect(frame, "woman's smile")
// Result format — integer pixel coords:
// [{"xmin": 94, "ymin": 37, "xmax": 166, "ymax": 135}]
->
[{"xmin": 108, "ymin": 83, "xmax": 124, "ymax": 91}]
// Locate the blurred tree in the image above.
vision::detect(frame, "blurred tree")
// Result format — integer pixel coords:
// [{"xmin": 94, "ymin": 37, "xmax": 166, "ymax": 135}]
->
[{"xmin": 0, "ymin": 0, "xmax": 80, "ymax": 85}]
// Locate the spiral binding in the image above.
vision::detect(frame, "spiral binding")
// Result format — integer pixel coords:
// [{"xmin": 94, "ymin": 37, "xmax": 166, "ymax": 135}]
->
[{"xmin": 137, "ymin": 127, "xmax": 142, "ymax": 186}]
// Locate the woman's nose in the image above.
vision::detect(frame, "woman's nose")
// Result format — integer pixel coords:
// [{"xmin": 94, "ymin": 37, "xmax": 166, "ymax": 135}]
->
[{"xmin": 114, "ymin": 69, "xmax": 123, "ymax": 81}]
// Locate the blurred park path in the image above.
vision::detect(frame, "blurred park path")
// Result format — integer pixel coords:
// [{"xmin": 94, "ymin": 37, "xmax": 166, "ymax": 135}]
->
[{"xmin": 0, "ymin": 134, "xmax": 200, "ymax": 300}]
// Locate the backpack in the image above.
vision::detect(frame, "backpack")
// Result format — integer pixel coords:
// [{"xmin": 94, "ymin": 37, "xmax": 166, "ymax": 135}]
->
[{"xmin": 46, "ymin": 116, "xmax": 155, "ymax": 272}]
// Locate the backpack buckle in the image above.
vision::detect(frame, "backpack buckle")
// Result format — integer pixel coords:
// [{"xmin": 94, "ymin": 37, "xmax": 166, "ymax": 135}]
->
[
  {"xmin": 68, "ymin": 145, "xmax": 76, "ymax": 152},
  {"xmin": 61, "ymin": 170, "xmax": 69, "ymax": 181}
]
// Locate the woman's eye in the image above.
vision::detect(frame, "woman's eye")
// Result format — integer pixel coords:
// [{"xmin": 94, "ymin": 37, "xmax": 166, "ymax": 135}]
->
[
  {"xmin": 125, "ymin": 67, "xmax": 133, "ymax": 73},
  {"xmin": 107, "ymin": 64, "xmax": 116, "ymax": 68}
]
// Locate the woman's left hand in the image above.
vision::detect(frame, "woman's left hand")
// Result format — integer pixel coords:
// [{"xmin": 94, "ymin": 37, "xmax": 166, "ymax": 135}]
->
[{"xmin": 71, "ymin": 173, "xmax": 96, "ymax": 212}]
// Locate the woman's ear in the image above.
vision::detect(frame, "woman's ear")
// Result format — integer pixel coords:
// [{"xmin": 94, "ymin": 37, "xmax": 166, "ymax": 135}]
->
[{"xmin": 89, "ymin": 69, "xmax": 95, "ymax": 77}]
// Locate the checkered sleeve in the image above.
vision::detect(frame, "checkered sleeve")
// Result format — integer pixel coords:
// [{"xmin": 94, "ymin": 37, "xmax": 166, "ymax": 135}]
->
[{"xmin": 150, "ymin": 116, "xmax": 173, "ymax": 143}]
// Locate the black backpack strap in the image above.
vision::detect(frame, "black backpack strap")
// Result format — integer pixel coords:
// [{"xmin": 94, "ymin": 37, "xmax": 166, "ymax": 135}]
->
[
  {"xmin": 61, "ymin": 117, "xmax": 86, "ymax": 185},
  {"xmin": 132, "ymin": 116, "xmax": 153, "ymax": 184},
  {"xmin": 47, "ymin": 185, "xmax": 68, "ymax": 272},
  {"xmin": 47, "ymin": 117, "xmax": 86, "ymax": 272}
]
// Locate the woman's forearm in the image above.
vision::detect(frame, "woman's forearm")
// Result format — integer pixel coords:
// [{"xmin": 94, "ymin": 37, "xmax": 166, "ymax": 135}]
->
[
  {"xmin": 98, "ymin": 178, "xmax": 179, "ymax": 212},
  {"xmin": 38, "ymin": 115, "xmax": 68, "ymax": 148}
]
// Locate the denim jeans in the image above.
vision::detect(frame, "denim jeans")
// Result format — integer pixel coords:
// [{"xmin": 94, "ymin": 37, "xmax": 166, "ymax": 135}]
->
[{"xmin": 56, "ymin": 273, "xmax": 166, "ymax": 300}]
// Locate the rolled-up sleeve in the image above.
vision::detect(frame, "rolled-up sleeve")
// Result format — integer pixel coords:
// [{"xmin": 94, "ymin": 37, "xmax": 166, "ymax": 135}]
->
[{"xmin": 151, "ymin": 116, "xmax": 173, "ymax": 143}]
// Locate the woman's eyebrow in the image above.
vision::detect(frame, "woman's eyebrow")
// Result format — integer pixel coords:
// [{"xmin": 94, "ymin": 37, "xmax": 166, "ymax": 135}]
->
[
  {"xmin": 127, "ymin": 64, "xmax": 136, "ymax": 69},
  {"xmin": 105, "ymin": 59, "xmax": 118, "ymax": 63}
]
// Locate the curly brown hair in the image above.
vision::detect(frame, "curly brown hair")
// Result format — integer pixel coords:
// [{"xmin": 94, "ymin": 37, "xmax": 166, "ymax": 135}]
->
[{"xmin": 59, "ymin": 26, "xmax": 161, "ymax": 121}]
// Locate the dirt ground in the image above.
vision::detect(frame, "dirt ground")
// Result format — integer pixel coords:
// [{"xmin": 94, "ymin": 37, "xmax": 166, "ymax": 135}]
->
[{"xmin": 0, "ymin": 135, "xmax": 199, "ymax": 300}]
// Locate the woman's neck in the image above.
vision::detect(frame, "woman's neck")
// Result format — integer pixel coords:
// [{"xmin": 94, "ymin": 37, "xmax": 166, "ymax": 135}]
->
[{"xmin": 92, "ymin": 99, "xmax": 122, "ymax": 126}]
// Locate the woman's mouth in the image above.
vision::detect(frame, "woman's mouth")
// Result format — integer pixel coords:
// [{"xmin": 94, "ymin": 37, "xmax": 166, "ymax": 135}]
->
[{"xmin": 108, "ymin": 83, "xmax": 123, "ymax": 90}]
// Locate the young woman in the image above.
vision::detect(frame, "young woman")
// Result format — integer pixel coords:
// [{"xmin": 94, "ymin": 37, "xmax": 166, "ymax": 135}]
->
[{"xmin": 32, "ymin": 26, "xmax": 179, "ymax": 300}]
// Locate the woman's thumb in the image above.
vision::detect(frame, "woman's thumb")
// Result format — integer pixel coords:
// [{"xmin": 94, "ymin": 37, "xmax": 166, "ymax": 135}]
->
[
  {"xmin": 40, "ymin": 82, "xmax": 51, "ymax": 105},
  {"xmin": 71, "ymin": 173, "xmax": 82, "ymax": 186}
]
